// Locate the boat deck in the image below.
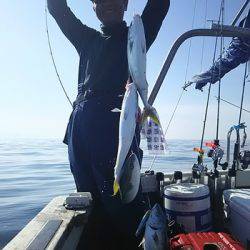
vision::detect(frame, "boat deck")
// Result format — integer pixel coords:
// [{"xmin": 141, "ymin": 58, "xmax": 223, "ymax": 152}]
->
[{"xmin": 4, "ymin": 170, "xmax": 250, "ymax": 249}]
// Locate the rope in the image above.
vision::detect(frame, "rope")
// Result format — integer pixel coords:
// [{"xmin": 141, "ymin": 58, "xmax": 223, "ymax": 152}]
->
[{"xmin": 45, "ymin": 4, "xmax": 73, "ymax": 108}]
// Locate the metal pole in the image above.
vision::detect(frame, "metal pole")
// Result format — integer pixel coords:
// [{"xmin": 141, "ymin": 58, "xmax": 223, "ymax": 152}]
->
[
  {"xmin": 148, "ymin": 27, "xmax": 250, "ymax": 105},
  {"xmin": 212, "ymin": 23, "xmax": 250, "ymax": 34},
  {"xmin": 231, "ymin": 0, "xmax": 250, "ymax": 26}
]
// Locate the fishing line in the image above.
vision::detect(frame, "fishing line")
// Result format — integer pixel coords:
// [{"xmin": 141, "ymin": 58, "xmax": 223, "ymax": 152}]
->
[
  {"xmin": 148, "ymin": 89, "xmax": 185, "ymax": 171},
  {"xmin": 165, "ymin": 0, "xmax": 198, "ymax": 133},
  {"xmin": 148, "ymin": 0, "xmax": 198, "ymax": 171},
  {"xmin": 200, "ymin": 0, "xmax": 208, "ymax": 72},
  {"xmin": 165, "ymin": 0, "xmax": 198, "ymax": 131},
  {"xmin": 184, "ymin": 0, "xmax": 197, "ymax": 83},
  {"xmin": 215, "ymin": 96, "xmax": 250, "ymax": 114},
  {"xmin": 45, "ymin": 4, "xmax": 73, "ymax": 108}
]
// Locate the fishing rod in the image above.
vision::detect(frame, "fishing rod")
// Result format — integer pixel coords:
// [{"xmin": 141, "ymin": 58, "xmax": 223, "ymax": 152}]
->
[
  {"xmin": 148, "ymin": 1, "xmax": 250, "ymax": 174},
  {"xmin": 208, "ymin": 2, "xmax": 248, "ymax": 179},
  {"xmin": 45, "ymin": 3, "xmax": 73, "ymax": 108},
  {"xmin": 239, "ymin": 64, "xmax": 248, "ymax": 124},
  {"xmin": 216, "ymin": 0, "xmax": 225, "ymax": 142},
  {"xmin": 195, "ymin": 2, "xmax": 236, "ymax": 210},
  {"xmin": 193, "ymin": 34, "xmax": 219, "ymax": 179},
  {"xmin": 209, "ymin": 0, "xmax": 226, "ymax": 177},
  {"xmin": 184, "ymin": 2, "xmax": 250, "ymax": 179},
  {"xmin": 192, "ymin": 1, "xmax": 229, "ymax": 181}
]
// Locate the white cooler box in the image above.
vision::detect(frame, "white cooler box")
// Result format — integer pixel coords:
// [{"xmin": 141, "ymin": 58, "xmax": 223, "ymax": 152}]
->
[
  {"xmin": 164, "ymin": 183, "xmax": 211, "ymax": 233},
  {"xmin": 223, "ymin": 189, "xmax": 250, "ymax": 247}
]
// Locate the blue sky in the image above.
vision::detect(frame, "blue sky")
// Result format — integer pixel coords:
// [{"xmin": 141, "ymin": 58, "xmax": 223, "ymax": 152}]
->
[{"xmin": 0, "ymin": 0, "xmax": 249, "ymax": 140}]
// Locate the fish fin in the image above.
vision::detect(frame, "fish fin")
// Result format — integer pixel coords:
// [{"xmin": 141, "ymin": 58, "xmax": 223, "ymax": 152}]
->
[
  {"xmin": 141, "ymin": 106, "xmax": 160, "ymax": 125},
  {"xmin": 113, "ymin": 180, "xmax": 120, "ymax": 196},
  {"xmin": 138, "ymin": 238, "xmax": 145, "ymax": 247},
  {"xmin": 111, "ymin": 108, "xmax": 121, "ymax": 113},
  {"xmin": 135, "ymin": 210, "xmax": 151, "ymax": 237}
]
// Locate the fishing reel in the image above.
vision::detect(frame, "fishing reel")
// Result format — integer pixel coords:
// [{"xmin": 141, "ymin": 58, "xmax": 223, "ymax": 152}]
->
[
  {"xmin": 192, "ymin": 149, "xmax": 206, "ymax": 180},
  {"xmin": 207, "ymin": 146, "xmax": 224, "ymax": 162},
  {"xmin": 192, "ymin": 163, "xmax": 205, "ymax": 177},
  {"xmin": 206, "ymin": 140, "xmax": 228, "ymax": 171}
]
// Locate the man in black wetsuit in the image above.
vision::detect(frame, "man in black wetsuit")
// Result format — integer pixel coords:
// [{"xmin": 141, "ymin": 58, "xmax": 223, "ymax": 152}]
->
[{"xmin": 47, "ymin": 0, "xmax": 169, "ymax": 249}]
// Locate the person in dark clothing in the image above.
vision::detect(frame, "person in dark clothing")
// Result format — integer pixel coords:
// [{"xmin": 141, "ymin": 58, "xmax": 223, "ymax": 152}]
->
[
  {"xmin": 191, "ymin": 10, "xmax": 250, "ymax": 90},
  {"xmin": 47, "ymin": 0, "xmax": 169, "ymax": 249}
]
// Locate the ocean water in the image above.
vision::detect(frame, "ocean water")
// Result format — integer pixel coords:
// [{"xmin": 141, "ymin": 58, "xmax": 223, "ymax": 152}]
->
[{"xmin": 0, "ymin": 138, "xmax": 244, "ymax": 248}]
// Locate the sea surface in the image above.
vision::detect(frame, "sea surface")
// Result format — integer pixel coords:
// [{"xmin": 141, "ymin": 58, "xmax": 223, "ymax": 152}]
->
[{"xmin": 0, "ymin": 138, "xmax": 245, "ymax": 248}]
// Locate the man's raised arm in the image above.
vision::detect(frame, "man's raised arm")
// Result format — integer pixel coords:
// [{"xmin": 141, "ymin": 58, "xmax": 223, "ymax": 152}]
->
[
  {"xmin": 142, "ymin": 0, "xmax": 170, "ymax": 50},
  {"xmin": 47, "ymin": 0, "xmax": 97, "ymax": 54}
]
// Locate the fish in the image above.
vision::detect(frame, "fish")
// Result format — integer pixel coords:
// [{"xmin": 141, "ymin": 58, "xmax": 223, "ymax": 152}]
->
[
  {"xmin": 136, "ymin": 204, "xmax": 167, "ymax": 250},
  {"xmin": 113, "ymin": 83, "xmax": 139, "ymax": 197},
  {"xmin": 135, "ymin": 209, "xmax": 151, "ymax": 238},
  {"xmin": 118, "ymin": 153, "xmax": 141, "ymax": 204},
  {"xmin": 127, "ymin": 14, "xmax": 160, "ymax": 125}
]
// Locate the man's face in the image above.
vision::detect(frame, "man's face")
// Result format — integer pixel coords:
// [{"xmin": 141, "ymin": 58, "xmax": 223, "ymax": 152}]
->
[{"xmin": 92, "ymin": 0, "xmax": 128, "ymax": 25}]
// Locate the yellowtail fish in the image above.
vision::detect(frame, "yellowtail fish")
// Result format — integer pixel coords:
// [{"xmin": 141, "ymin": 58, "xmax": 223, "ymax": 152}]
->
[
  {"xmin": 113, "ymin": 83, "xmax": 139, "ymax": 198},
  {"xmin": 118, "ymin": 153, "xmax": 141, "ymax": 204},
  {"xmin": 136, "ymin": 204, "xmax": 167, "ymax": 250},
  {"xmin": 127, "ymin": 14, "xmax": 160, "ymax": 125}
]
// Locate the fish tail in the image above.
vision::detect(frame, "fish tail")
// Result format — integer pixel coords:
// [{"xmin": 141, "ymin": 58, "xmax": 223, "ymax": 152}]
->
[
  {"xmin": 142, "ymin": 106, "xmax": 160, "ymax": 125},
  {"xmin": 147, "ymin": 109, "xmax": 160, "ymax": 125},
  {"xmin": 138, "ymin": 238, "xmax": 145, "ymax": 247},
  {"xmin": 113, "ymin": 180, "xmax": 120, "ymax": 196}
]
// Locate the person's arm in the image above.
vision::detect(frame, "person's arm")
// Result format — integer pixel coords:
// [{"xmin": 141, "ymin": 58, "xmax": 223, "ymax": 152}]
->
[
  {"xmin": 193, "ymin": 10, "xmax": 250, "ymax": 90},
  {"xmin": 193, "ymin": 38, "xmax": 250, "ymax": 90},
  {"xmin": 141, "ymin": 0, "xmax": 170, "ymax": 50},
  {"xmin": 47, "ymin": 0, "xmax": 97, "ymax": 54}
]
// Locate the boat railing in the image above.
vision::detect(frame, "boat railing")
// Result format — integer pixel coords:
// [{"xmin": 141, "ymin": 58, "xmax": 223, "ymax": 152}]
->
[{"xmin": 149, "ymin": 25, "xmax": 250, "ymax": 105}]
